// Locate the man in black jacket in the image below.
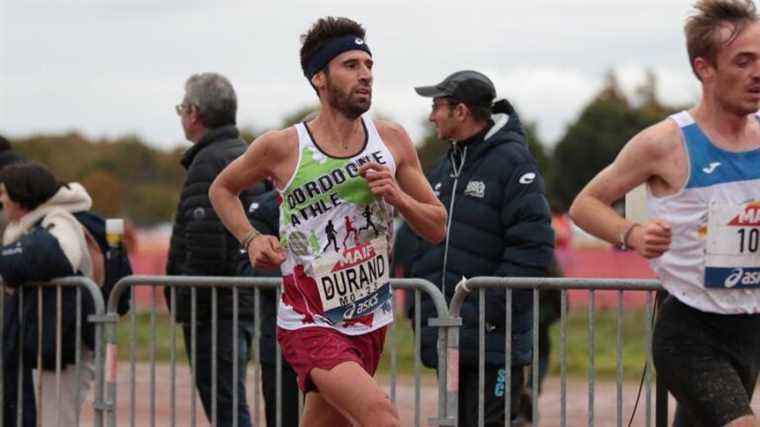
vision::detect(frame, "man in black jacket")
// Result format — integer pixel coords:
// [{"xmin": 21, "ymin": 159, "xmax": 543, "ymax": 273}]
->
[
  {"xmin": 166, "ymin": 72, "xmax": 267, "ymax": 426},
  {"xmin": 411, "ymin": 70, "xmax": 554, "ymax": 426}
]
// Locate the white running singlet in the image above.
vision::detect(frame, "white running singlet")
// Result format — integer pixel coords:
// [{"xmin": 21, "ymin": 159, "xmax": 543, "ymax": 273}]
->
[
  {"xmin": 276, "ymin": 116, "xmax": 397, "ymax": 334},
  {"xmin": 647, "ymin": 111, "xmax": 760, "ymax": 314}
]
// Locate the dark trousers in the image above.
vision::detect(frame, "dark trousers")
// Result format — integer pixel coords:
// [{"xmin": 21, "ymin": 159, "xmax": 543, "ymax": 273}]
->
[
  {"xmin": 182, "ymin": 319, "xmax": 254, "ymax": 427},
  {"xmin": 261, "ymin": 361, "xmax": 300, "ymax": 427},
  {"xmin": 3, "ymin": 366, "xmax": 36, "ymax": 427},
  {"xmin": 527, "ymin": 321, "xmax": 551, "ymax": 393},
  {"xmin": 458, "ymin": 365, "xmax": 525, "ymax": 427},
  {"xmin": 4, "ymin": 297, "xmax": 36, "ymax": 427}
]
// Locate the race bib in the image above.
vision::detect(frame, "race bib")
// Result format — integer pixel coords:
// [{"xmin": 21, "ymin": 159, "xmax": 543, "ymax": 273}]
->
[
  {"xmin": 312, "ymin": 237, "xmax": 391, "ymax": 324},
  {"xmin": 704, "ymin": 201, "xmax": 760, "ymax": 288}
]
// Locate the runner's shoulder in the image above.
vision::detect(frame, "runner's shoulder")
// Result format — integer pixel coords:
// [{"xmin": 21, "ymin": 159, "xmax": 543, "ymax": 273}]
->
[
  {"xmin": 625, "ymin": 117, "xmax": 682, "ymax": 161},
  {"xmin": 372, "ymin": 119, "xmax": 415, "ymax": 160},
  {"xmin": 373, "ymin": 119, "xmax": 412, "ymax": 144},
  {"xmin": 248, "ymin": 127, "xmax": 299, "ymax": 158}
]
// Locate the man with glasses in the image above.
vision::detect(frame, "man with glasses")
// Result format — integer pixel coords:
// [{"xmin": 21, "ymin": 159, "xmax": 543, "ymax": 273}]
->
[
  {"xmin": 410, "ymin": 70, "xmax": 554, "ymax": 426},
  {"xmin": 166, "ymin": 72, "xmax": 267, "ymax": 426}
]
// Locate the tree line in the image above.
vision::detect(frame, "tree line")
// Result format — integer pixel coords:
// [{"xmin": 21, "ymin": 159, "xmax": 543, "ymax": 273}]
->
[{"xmin": 3, "ymin": 71, "xmax": 684, "ymax": 225}]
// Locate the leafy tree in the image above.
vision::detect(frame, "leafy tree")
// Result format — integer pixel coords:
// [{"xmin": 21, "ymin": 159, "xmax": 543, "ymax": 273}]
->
[
  {"xmin": 239, "ymin": 126, "xmax": 258, "ymax": 144},
  {"xmin": 12, "ymin": 132, "xmax": 184, "ymax": 225},
  {"xmin": 280, "ymin": 105, "xmax": 320, "ymax": 128},
  {"xmin": 81, "ymin": 170, "xmax": 124, "ymax": 217},
  {"xmin": 548, "ymin": 70, "xmax": 682, "ymax": 211}
]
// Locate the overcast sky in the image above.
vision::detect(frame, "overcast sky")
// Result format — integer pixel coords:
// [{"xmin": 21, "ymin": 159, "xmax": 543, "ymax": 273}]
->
[{"xmin": 1, "ymin": 0, "xmax": 704, "ymax": 150}]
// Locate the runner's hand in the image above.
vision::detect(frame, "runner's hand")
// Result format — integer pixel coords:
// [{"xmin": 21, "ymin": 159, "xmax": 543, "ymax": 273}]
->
[
  {"xmin": 247, "ymin": 235, "xmax": 286, "ymax": 271},
  {"xmin": 359, "ymin": 162, "xmax": 405, "ymax": 206},
  {"xmin": 629, "ymin": 219, "xmax": 672, "ymax": 259}
]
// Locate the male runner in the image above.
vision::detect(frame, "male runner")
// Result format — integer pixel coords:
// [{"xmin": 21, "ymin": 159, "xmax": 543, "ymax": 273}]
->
[
  {"xmin": 210, "ymin": 17, "xmax": 446, "ymax": 427},
  {"xmin": 570, "ymin": 1, "xmax": 760, "ymax": 425}
]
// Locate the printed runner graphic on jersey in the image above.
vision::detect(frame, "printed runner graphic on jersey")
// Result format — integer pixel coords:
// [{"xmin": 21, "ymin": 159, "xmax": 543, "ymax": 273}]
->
[
  {"xmin": 705, "ymin": 200, "xmax": 760, "ymax": 288},
  {"xmin": 279, "ymin": 143, "xmax": 394, "ymax": 326}
]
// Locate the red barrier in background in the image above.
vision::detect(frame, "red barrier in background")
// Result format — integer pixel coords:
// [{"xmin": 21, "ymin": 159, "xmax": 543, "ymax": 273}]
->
[
  {"xmin": 559, "ymin": 247, "xmax": 656, "ymax": 309},
  {"xmin": 129, "ymin": 229, "xmax": 657, "ymax": 311}
]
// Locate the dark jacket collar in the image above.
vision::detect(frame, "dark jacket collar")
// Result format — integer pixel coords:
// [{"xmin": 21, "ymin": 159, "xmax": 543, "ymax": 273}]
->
[
  {"xmin": 448, "ymin": 111, "xmax": 525, "ymax": 163},
  {"xmin": 181, "ymin": 125, "xmax": 239, "ymax": 169},
  {"xmin": 456, "ymin": 120, "xmax": 493, "ymax": 147}
]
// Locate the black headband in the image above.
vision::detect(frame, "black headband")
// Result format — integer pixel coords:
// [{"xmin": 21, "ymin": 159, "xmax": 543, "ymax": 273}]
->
[{"xmin": 304, "ymin": 35, "xmax": 372, "ymax": 79}]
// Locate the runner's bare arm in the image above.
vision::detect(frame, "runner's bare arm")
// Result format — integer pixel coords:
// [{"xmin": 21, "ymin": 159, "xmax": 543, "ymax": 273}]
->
[
  {"xmin": 569, "ymin": 122, "xmax": 677, "ymax": 258},
  {"xmin": 209, "ymin": 130, "xmax": 288, "ymax": 244},
  {"xmin": 366, "ymin": 121, "xmax": 447, "ymax": 244}
]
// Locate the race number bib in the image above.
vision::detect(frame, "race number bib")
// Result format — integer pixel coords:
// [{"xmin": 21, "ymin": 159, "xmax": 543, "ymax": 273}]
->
[
  {"xmin": 704, "ymin": 201, "xmax": 760, "ymax": 288},
  {"xmin": 312, "ymin": 237, "xmax": 391, "ymax": 324}
]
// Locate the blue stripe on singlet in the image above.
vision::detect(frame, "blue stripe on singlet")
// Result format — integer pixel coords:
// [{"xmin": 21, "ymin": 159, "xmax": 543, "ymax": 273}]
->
[{"xmin": 682, "ymin": 117, "xmax": 760, "ymax": 189}]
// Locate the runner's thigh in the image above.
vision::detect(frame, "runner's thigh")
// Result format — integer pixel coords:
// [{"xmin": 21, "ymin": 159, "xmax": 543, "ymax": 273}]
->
[{"xmin": 310, "ymin": 361, "xmax": 396, "ymax": 425}]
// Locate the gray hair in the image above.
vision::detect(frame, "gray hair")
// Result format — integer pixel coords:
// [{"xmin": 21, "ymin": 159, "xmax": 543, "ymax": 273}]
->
[{"xmin": 184, "ymin": 72, "xmax": 237, "ymax": 128}]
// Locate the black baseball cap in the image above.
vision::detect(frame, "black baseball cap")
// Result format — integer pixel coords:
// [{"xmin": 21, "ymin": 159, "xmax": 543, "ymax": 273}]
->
[{"xmin": 414, "ymin": 70, "xmax": 496, "ymax": 107}]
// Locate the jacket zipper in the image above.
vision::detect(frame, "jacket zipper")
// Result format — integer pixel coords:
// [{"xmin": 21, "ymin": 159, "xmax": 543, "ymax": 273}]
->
[{"xmin": 441, "ymin": 142, "xmax": 468, "ymax": 299}]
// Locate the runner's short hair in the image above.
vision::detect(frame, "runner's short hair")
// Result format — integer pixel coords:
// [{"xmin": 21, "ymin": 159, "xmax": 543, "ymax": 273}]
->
[{"xmin": 685, "ymin": 0, "xmax": 758, "ymax": 79}]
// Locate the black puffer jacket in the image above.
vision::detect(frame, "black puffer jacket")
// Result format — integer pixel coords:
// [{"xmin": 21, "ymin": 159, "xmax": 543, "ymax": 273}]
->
[
  {"xmin": 165, "ymin": 126, "xmax": 268, "ymax": 322},
  {"xmin": 408, "ymin": 108, "xmax": 554, "ymax": 369}
]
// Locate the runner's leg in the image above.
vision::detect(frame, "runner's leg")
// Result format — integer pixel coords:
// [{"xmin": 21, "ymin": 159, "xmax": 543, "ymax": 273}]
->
[
  {"xmin": 309, "ymin": 361, "xmax": 400, "ymax": 427},
  {"xmin": 300, "ymin": 391, "xmax": 352, "ymax": 427}
]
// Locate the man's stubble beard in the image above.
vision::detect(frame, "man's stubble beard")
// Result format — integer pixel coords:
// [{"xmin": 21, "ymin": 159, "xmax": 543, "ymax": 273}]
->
[{"xmin": 325, "ymin": 77, "xmax": 371, "ymax": 120}]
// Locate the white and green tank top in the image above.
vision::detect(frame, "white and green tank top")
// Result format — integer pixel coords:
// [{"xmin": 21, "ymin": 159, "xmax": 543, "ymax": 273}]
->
[{"xmin": 276, "ymin": 116, "xmax": 396, "ymax": 335}]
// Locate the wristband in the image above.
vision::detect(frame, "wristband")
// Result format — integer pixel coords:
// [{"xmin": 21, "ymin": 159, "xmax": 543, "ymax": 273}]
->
[
  {"xmin": 240, "ymin": 228, "xmax": 261, "ymax": 251},
  {"xmin": 619, "ymin": 223, "xmax": 641, "ymax": 251}
]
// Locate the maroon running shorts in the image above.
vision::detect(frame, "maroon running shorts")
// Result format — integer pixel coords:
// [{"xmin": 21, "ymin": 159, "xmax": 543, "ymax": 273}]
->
[{"xmin": 277, "ymin": 325, "xmax": 388, "ymax": 392}]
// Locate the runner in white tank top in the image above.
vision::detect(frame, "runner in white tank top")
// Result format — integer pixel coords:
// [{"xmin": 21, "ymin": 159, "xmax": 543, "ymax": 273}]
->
[
  {"xmin": 648, "ymin": 110, "xmax": 760, "ymax": 314},
  {"xmin": 569, "ymin": 2, "xmax": 760, "ymax": 425},
  {"xmin": 277, "ymin": 116, "xmax": 397, "ymax": 335},
  {"xmin": 209, "ymin": 17, "xmax": 446, "ymax": 427}
]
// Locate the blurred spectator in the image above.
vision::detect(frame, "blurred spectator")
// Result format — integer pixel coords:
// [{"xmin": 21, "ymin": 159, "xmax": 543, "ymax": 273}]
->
[
  {"xmin": 411, "ymin": 70, "xmax": 554, "ymax": 426},
  {"xmin": 1, "ymin": 162, "xmax": 97, "ymax": 426},
  {"xmin": 165, "ymin": 72, "xmax": 268, "ymax": 426}
]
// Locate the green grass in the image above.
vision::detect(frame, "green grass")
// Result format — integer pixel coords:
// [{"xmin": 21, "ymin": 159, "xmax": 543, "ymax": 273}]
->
[
  {"xmin": 113, "ymin": 309, "xmax": 652, "ymax": 380},
  {"xmin": 115, "ymin": 311, "xmax": 188, "ymax": 363},
  {"xmin": 550, "ymin": 308, "xmax": 651, "ymax": 380}
]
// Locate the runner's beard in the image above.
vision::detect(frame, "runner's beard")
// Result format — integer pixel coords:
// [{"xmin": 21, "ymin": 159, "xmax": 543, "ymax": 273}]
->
[{"xmin": 326, "ymin": 79, "xmax": 371, "ymax": 119}]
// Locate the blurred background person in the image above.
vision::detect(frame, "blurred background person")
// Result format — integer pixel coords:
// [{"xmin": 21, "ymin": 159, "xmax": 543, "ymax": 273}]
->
[
  {"xmin": 1, "ymin": 161, "xmax": 96, "ymax": 426},
  {"xmin": 165, "ymin": 72, "xmax": 268, "ymax": 426},
  {"xmin": 410, "ymin": 70, "xmax": 554, "ymax": 426}
]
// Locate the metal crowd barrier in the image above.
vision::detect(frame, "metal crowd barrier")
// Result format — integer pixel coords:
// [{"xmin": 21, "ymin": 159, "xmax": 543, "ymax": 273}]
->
[
  {"xmin": 450, "ymin": 277, "xmax": 664, "ymax": 427},
  {"xmin": 101, "ymin": 275, "xmax": 455, "ymax": 427},
  {"xmin": 1, "ymin": 276, "xmax": 107, "ymax": 427},
  {"xmin": 1, "ymin": 275, "xmax": 669, "ymax": 426}
]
